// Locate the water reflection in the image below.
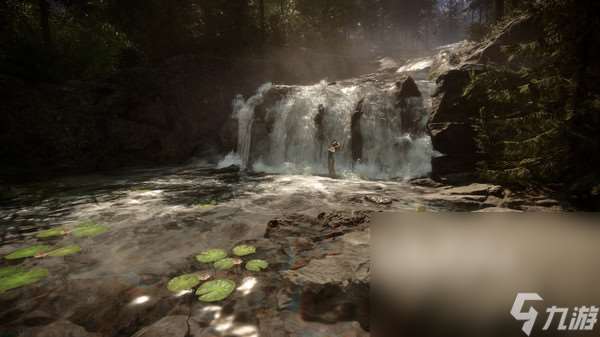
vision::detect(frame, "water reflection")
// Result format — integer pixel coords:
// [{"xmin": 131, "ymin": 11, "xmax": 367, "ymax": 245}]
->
[
  {"xmin": 130, "ymin": 295, "xmax": 150, "ymax": 305},
  {"xmin": 237, "ymin": 276, "xmax": 257, "ymax": 296}
]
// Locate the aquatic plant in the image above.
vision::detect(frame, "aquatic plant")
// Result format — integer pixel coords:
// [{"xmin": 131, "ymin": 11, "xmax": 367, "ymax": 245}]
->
[
  {"xmin": 36, "ymin": 227, "xmax": 67, "ymax": 239},
  {"xmin": 0, "ymin": 266, "xmax": 24, "ymax": 278},
  {"xmin": 196, "ymin": 249, "xmax": 227, "ymax": 263},
  {"xmin": 0, "ymin": 267, "xmax": 49, "ymax": 293},
  {"xmin": 245, "ymin": 259, "xmax": 269, "ymax": 272},
  {"xmin": 72, "ymin": 223, "xmax": 109, "ymax": 237},
  {"xmin": 196, "ymin": 279, "xmax": 235, "ymax": 302},
  {"xmin": 167, "ymin": 274, "xmax": 201, "ymax": 293},
  {"xmin": 4, "ymin": 245, "xmax": 52, "ymax": 260},
  {"xmin": 214, "ymin": 258, "xmax": 239, "ymax": 270},
  {"xmin": 47, "ymin": 245, "xmax": 81, "ymax": 257},
  {"xmin": 232, "ymin": 245, "xmax": 256, "ymax": 256}
]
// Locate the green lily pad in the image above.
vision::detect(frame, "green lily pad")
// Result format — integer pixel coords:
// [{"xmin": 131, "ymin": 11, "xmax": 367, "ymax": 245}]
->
[
  {"xmin": 196, "ymin": 279, "xmax": 235, "ymax": 302},
  {"xmin": 196, "ymin": 249, "xmax": 227, "ymax": 263},
  {"xmin": 0, "ymin": 266, "xmax": 24, "ymax": 278},
  {"xmin": 0, "ymin": 267, "xmax": 49, "ymax": 293},
  {"xmin": 36, "ymin": 227, "xmax": 67, "ymax": 239},
  {"xmin": 167, "ymin": 274, "xmax": 201, "ymax": 293},
  {"xmin": 214, "ymin": 258, "xmax": 237, "ymax": 270},
  {"xmin": 72, "ymin": 223, "xmax": 108, "ymax": 237},
  {"xmin": 47, "ymin": 245, "xmax": 81, "ymax": 257},
  {"xmin": 245, "ymin": 259, "xmax": 269, "ymax": 272},
  {"xmin": 232, "ymin": 245, "xmax": 256, "ymax": 256},
  {"xmin": 4, "ymin": 245, "xmax": 52, "ymax": 260}
]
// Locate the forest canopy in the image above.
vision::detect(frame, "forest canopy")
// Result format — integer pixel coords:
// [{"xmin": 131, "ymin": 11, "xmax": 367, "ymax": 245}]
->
[{"xmin": 1, "ymin": 0, "xmax": 525, "ymax": 82}]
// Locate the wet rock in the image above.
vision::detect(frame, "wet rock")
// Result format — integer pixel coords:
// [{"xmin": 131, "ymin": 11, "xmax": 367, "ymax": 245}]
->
[
  {"xmin": 283, "ymin": 231, "xmax": 369, "ymax": 287},
  {"xmin": 442, "ymin": 183, "xmax": 504, "ymax": 197},
  {"xmin": 427, "ymin": 66, "xmax": 484, "ymax": 177},
  {"xmin": 534, "ymin": 199, "xmax": 560, "ymax": 207},
  {"xmin": 473, "ymin": 207, "xmax": 523, "ymax": 213},
  {"xmin": 422, "ymin": 193, "xmax": 488, "ymax": 211},
  {"xmin": 266, "ymin": 211, "xmax": 371, "ymax": 242},
  {"xmin": 20, "ymin": 319, "xmax": 101, "ymax": 337},
  {"xmin": 396, "ymin": 76, "xmax": 421, "ymax": 99},
  {"xmin": 132, "ymin": 315, "xmax": 200, "ymax": 337},
  {"xmin": 364, "ymin": 195, "xmax": 393, "ymax": 205},
  {"xmin": 351, "ymin": 99, "xmax": 365, "ymax": 165}
]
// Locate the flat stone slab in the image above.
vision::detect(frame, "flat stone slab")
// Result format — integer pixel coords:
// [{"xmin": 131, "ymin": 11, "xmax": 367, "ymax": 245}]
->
[{"xmin": 441, "ymin": 183, "xmax": 504, "ymax": 197}]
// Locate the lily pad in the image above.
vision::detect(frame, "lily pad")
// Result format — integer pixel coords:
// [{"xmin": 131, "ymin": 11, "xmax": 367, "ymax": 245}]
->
[
  {"xmin": 0, "ymin": 267, "xmax": 49, "ymax": 293},
  {"xmin": 213, "ymin": 258, "xmax": 237, "ymax": 270},
  {"xmin": 232, "ymin": 245, "xmax": 256, "ymax": 256},
  {"xmin": 196, "ymin": 279, "xmax": 235, "ymax": 302},
  {"xmin": 196, "ymin": 249, "xmax": 227, "ymax": 263},
  {"xmin": 47, "ymin": 245, "xmax": 81, "ymax": 257},
  {"xmin": 4, "ymin": 245, "xmax": 52, "ymax": 260},
  {"xmin": 167, "ymin": 274, "xmax": 201, "ymax": 293},
  {"xmin": 245, "ymin": 259, "xmax": 269, "ymax": 272},
  {"xmin": 36, "ymin": 227, "xmax": 67, "ymax": 239},
  {"xmin": 0, "ymin": 266, "xmax": 24, "ymax": 278},
  {"xmin": 72, "ymin": 223, "xmax": 108, "ymax": 237}
]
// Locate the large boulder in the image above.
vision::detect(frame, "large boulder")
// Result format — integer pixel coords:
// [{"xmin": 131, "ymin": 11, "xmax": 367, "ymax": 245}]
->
[{"xmin": 428, "ymin": 66, "xmax": 483, "ymax": 176}]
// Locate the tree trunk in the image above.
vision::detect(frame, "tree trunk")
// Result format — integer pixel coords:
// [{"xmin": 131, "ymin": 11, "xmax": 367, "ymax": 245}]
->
[
  {"xmin": 39, "ymin": 0, "xmax": 51, "ymax": 49},
  {"xmin": 259, "ymin": 0, "xmax": 266, "ymax": 48},
  {"xmin": 495, "ymin": 0, "xmax": 504, "ymax": 22}
]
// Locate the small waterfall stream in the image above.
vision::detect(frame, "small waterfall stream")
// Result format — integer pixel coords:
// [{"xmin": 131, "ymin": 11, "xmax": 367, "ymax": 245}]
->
[{"xmin": 222, "ymin": 57, "xmax": 439, "ymax": 180}]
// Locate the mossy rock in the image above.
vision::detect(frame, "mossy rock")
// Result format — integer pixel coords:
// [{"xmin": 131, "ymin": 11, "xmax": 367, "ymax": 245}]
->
[
  {"xmin": 0, "ymin": 267, "xmax": 49, "ymax": 293},
  {"xmin": 245, "ymin": 259, "xmax": 269, "ymax": 272},
  {"xmin": 232, "ymin": 245, "xmax": 256, "ymax": 256},
  {"xmin": 0, "ymin": 266, "xmax": 24, "ymax": 278},
  {"xmin": 214, "ymin": 258, "xmax": 237, "ymax": 270},
  {"xmin": 4, "ymin": 245, "xmax": 52, "ymax": 260},
  {"xmin": 196, "ymin": 249, "xmax": 227, "ymax": 263},
  {"xmin": 72, "ymin": 223, "xmax": 108, "ymax": 237},
  {"xmin": 196, "ymin": 279, "xmax": 235, "ymax": 302},
  {"xmin": 47, "ymin": 245, "xmax": 81, "ymax": 257},
  {"xmin": 167, "ymin": 274, "xmax": 201, "ymax": 293},
  {"xmin": 36, "ymin": 227, "xmax": 67, "ymax": 239}
]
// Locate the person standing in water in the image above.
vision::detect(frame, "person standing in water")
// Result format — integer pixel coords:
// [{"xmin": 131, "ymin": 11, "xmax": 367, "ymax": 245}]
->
[{"xmin": 328, "ymin": 140, "xmax": 341, "ymax": 178}]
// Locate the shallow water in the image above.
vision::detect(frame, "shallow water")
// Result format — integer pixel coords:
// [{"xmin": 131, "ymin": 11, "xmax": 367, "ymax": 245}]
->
[{"xmin": 0, "ymin": 162, "xmax": 439, "ymax": 336}]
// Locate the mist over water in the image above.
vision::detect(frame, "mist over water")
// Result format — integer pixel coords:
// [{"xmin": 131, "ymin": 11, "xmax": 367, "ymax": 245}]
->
[{"xmin": 221, "ymin": 60, "xmax": 438, "ymax": 180}]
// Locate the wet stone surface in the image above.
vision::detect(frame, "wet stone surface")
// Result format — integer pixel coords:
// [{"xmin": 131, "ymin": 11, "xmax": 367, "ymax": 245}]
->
[{"xmin": 0, "ymin": 164, "xmax": 565, "ymax": 336}]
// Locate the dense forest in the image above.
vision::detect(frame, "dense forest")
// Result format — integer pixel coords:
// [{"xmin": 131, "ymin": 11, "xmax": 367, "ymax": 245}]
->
[
  {"xmin": 0, "ymin": 0, "xmax": 538, "ymax": 81},
  {"xmin": 1, "ymin": 0, "xmax": 599, "ymax": 207}
]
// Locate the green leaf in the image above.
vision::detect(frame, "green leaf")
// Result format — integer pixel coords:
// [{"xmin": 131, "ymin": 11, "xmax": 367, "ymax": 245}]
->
[
  {"xmin": 167, "ymin": 274, "xmax": 201, "ymax": 293},
  {"xmin": 213, "ymin": 258, "xmax": 238, "ymax": 270},
  {"xmin": 196, "ymin": 249, "xmax": 227, "ymax": 263},
  {"xmin": 4, "ymin": 245, "xmax": 52, "ymax": 260},
  {"xmin": 245, "ymin": 259, "xmax": 269, "ymax": 272},
  {"xmin": 196, "ymin": 279, "xmax": 235, "ymax": 302},
  {"xmin": 47, "ymin": 245, "xmax": 81, "ymax": 257},
  {"xmin": 0, "ymin": 266, "xmax": 24, "ymax": 278},
  {"xmin": 232, "ymin": 245, "xmax": 256, "ymax": 256},
  {"xmin": 0, "ymin": 267, "xmax": 49, "ymax": 293},
  {"xmin": 36, "ymin": 227, "xmax": 67, "ymax": 239},
  {"xmin": 72, "ymin": 223, "xmax": 108, "ymax": 237}
]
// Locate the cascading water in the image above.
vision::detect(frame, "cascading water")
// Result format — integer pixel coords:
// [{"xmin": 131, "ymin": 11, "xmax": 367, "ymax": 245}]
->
[{"xmin": 220, "ymin": 56, "xmax": 439, "ymax": 180}]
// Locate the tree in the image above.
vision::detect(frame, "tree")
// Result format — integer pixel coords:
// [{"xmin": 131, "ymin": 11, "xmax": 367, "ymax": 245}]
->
[
  {"xmin": 494, "ymin": 0, "xmax": 504, "ymax": 21},
  {"xmin": 38, "ymin": 0, "xmax": 51, "ymax": 49}
]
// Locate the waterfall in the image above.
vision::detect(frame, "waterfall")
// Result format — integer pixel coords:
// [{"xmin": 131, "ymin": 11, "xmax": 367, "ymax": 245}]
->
[
  {"xmin": 233, "ymin": 83, "xmax": 272, "ymax": 170},
  {"xmin": 220, "ymin": 59, "xmax": 439, "ymax": 179}
]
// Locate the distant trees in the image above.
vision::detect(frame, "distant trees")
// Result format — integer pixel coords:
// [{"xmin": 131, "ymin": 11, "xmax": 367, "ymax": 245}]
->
[{"xmin": 1, "ymin": 0, "xmax": 493, "ymax": 81}]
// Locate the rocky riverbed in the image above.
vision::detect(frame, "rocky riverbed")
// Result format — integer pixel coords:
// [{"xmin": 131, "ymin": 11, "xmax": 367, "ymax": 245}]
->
[{"xmin": 0, "ymin": 162, "xmax": 567, "ymax": 337}]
